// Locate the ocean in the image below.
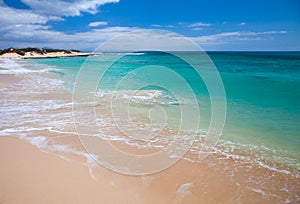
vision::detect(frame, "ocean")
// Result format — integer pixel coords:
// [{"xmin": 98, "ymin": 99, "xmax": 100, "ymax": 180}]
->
[
  {"xmin": 0, "ymin": 51, "xmax": 299, "ymax": 202},
  {"xmin": 30, "ymin": 51, "xmax": 300, "ymax": 168}
]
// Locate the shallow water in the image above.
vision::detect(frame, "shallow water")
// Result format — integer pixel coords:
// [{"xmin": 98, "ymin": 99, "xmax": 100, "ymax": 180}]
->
[{"xmin": 28, "ymin": 52, "xmax": 300, "ymax": 168}]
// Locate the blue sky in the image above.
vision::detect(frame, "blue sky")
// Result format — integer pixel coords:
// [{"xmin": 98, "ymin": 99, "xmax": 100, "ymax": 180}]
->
[{"xmin": 0, "ymin": 0, "xmax": 299, "ymax": 51}]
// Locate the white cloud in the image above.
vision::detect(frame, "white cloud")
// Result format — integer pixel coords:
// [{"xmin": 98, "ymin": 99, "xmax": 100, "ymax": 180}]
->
[
  {"xmin": 150, "ymin": 24, "xmax": 175, "ymax": 28},
  {"xmin": 150, "ymin": 24, "xmax": 162, "ymax": 27},
  {"xmin": 0, "ymin": 25, "xmax": 138, "ymax": 51},
  {"xmin": 187, "ymin": 22, "xmax": 212, "ymax": 31},
  {"xmin": 187, "ymin": 22, "xmax": 212, "ymax": 28},
  {"xmin": 0, "ymin": 4, "xmax": 48, "ymax": 27},
  {"xmin": 0, "ymin": 0, "xmax": 115, "ymax": 30},
  {"xmin": 20, "ymin": 0, "xmax": 119, "ymax": 17},
  {"xmin": 259, "ymin": 31, "xmax": 288, "ymax": 34},
  {"xmin": 0, "ymin": 0, "xmax": 121, "ymax": 50},
  {"xmin": 89, "ymin": 21, "xmax": 108, "ymax": 27},
  {"xmin": 239, "ymin": 22, "xmax": 246, "ymax": 26},
  {"xmin": 0, "ymin": 1, "xmax": 291, "ymax": 51},
  {"xmin": 165, "ymin": 25, "xmax": 175, "ymax": 28},
  {"xmin": 191, "ymin": 27, "xmax": 205, "ymax": 31},
  {"xmin": 95, "ymin": 30, "xmax": 202, "ymax": 52},
  {"xmin": 192, "ymin": 30, "xmax": 288, "ymax": 44}
]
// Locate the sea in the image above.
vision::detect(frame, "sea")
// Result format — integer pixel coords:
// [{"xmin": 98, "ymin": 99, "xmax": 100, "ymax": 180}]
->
[{"xmin": 0, "ymin": 51, "xmax": 299, "ymax": 202}]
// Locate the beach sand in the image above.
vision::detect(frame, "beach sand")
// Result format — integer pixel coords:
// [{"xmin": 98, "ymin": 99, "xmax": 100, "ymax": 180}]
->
[
  {"xmin": 0, "ymin": 74, "xmax": 20, "ymax": 88},
  {"xmin": 0, "ymin": 67, "xmax": 21, "ymax": 88},
  {"xmin": 0, "ymin": 136, "xmax": 299, "ymax": 204},
  {"xmin": 0, "ymin": 136, "xmax": 136, "ymax": 204}
]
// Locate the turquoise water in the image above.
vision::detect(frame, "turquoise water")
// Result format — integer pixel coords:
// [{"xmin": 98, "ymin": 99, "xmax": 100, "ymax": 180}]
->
[{"xmin": 29, "ymin": 52, "xmax": 300, "ymax": 169}]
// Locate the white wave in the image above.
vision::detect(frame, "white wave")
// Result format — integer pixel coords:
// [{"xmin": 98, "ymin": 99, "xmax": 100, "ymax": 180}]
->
[
  {"xmin": 94, "ymin": 52, "xmax": 145, "ymax": 56},
  {"xmin": 0, "ymin": 58, "xmax": 61, "ymax": 75},
  {"xmin": 94, "ymin": 89, "xmax": 181, "ymax": 105},
  {"xmin": 96, "ymin": 89, "xmax": 162, "ymax": 99},
  {"xmin": 0, "ymin": 59, "xmax": 30, "ymax": 74}
]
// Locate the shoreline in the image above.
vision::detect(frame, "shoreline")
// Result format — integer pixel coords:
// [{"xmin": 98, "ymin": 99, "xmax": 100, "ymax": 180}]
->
[{"xmin": 0, "ymin": 58, "xmax": 299, "ymax": 203}]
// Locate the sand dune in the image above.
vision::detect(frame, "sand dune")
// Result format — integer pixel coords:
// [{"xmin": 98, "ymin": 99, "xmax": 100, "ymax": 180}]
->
[{"xmin": 0, "ymin": 51, "xmax": 90, "ymax": 59}]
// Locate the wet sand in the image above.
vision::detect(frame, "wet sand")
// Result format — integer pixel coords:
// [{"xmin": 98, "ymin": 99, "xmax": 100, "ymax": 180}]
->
[
  {"xmin": 0, "ymin": 67, "xmax": 21, "ymax": 88},
  {"xmin": 0, "ymin": 74, "xmax": 21, "ymax": 88},
  {"xmin": 0, "ymin": 136, "xmax": 299, "ymax": 204},
  {"xmin": 0, "ymin": 137, "xmax": 135, "ymax": 204}
]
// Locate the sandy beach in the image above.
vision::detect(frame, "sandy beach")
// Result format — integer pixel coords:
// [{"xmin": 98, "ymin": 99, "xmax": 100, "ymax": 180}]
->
[
  {"xmin": 0, "ymin": 136, "xmax": 299, "ymax": 204},
  {"xmin": 0, "ymin": 50, "xmax": 90, "ymax": 59}
]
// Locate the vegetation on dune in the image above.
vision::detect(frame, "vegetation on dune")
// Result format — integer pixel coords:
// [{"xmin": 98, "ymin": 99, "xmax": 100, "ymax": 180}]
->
[
  {"xmin": 21, "ymin": 47, "xmax": 46, "ymax": 54},
  {"xmin": 0, "ymin": 48, "xmax": 25, "ymax": 56},
  {"xmin": 0, "ymin": 47, "xmax": 82, "ymax": 56}
]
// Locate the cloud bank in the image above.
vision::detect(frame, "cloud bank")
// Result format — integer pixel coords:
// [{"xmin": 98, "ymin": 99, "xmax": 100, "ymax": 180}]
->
[
  {"xmin": 0, "ymin": 1, "xmax": 292, "ymax": 51},
  {"xmin": 89, "ymin": 21, "xmax": 108, "ymax": 27}
]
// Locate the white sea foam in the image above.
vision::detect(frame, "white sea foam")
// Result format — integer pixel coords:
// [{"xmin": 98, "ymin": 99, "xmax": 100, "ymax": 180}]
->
[
  {"xmin": 248, "ymin": 187, "xmax": 267, "ymax": 196},
  {"xmin": 0, "ymin": 59, "xmax": 60, "ymax": 75},
  {"xmin": 95, "ymin": 89, "xmax": 183, "ymax": 106},
  {"xmin": 20, "ymin": 135, "xmax": 47, "ymax": 147},
  {"xmin": 96, "ymin": 89, "xmax": 163, "ymax": 99},
  {"xmin": 19, "ymin": 134, "xmax": 100, "ymax": 180},
  {"xmin": 94, "ymin": 52, "xmax": 145, "ymax": 56},
  {"xmin": 177, "ymin": 183, "xmax": 193, "ymax": 194}
]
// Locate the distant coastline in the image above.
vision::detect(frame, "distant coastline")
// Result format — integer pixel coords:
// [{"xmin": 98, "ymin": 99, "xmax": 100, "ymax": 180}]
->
[{"xmin": 0, "ymin": 47, "xmax": 91, "ymax": 59}]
